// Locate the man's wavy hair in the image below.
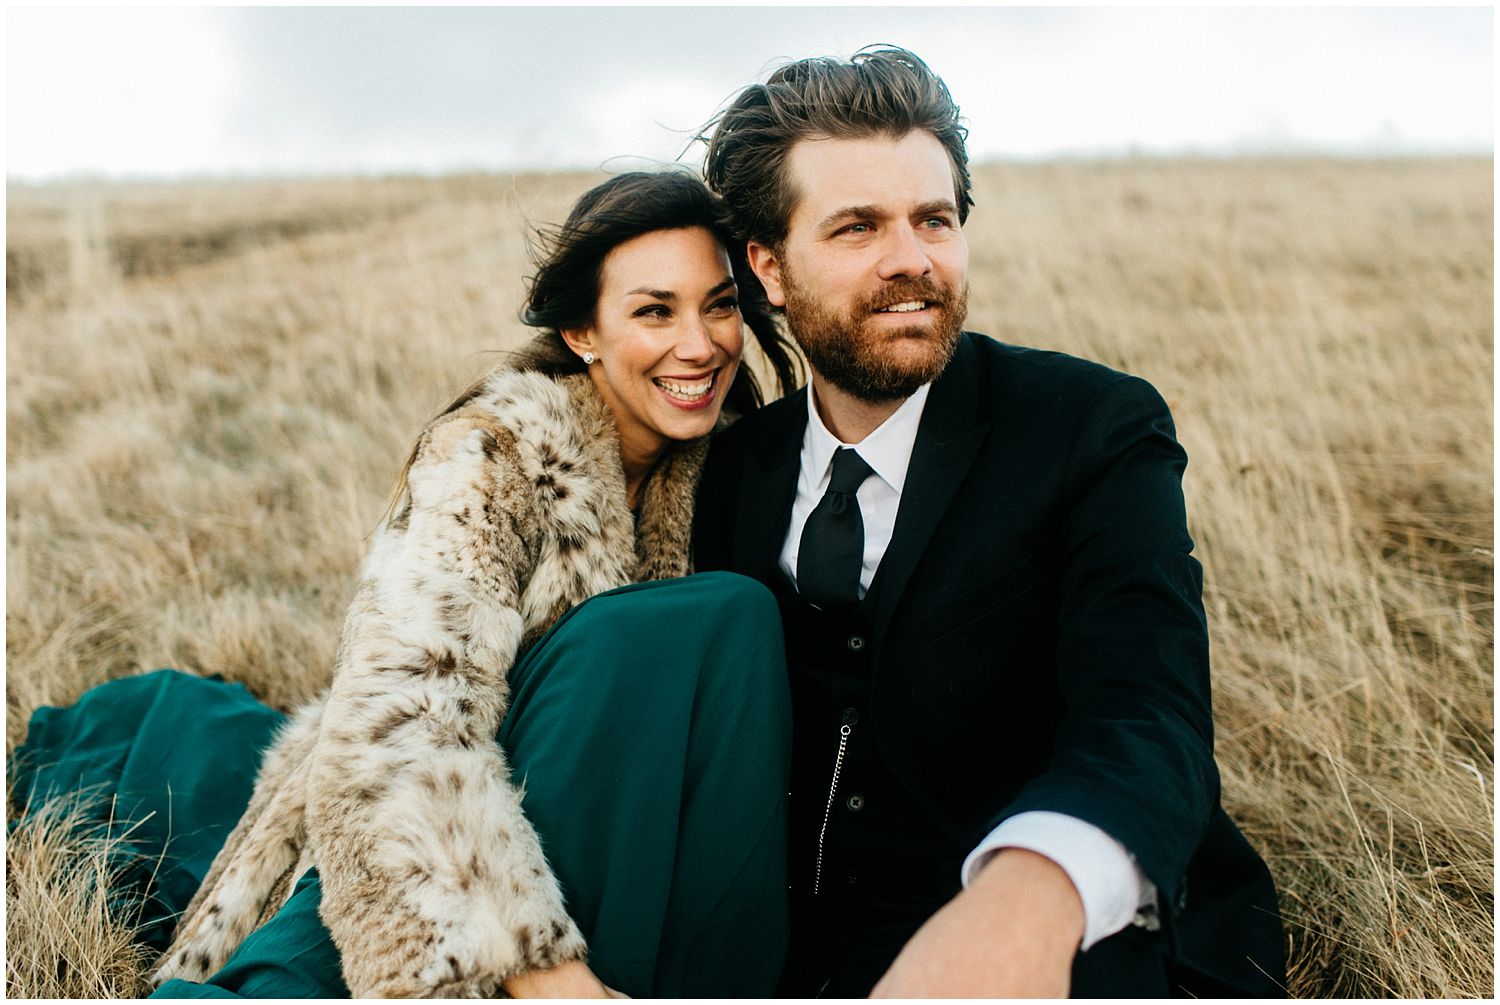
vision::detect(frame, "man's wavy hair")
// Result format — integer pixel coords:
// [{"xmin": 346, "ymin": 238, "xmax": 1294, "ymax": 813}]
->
[{"xmin": 702, "ymin": 46, "xmax": 974, "ymax": 252}]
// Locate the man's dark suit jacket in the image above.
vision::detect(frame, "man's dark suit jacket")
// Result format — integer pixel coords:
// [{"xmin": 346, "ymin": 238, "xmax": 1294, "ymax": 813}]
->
[{"xmin": 694, "ymin": 331, "xmax": 1285, "ymax": 995}]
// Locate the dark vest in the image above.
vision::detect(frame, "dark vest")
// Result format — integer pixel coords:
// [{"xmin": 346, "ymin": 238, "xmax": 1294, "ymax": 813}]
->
[{"xmin": 769, "ymin": 573, "xmax": 966, "ymax": 996}]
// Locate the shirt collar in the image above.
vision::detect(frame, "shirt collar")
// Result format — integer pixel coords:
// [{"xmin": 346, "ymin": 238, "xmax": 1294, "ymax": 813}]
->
[{"xmin": 804, "ymin": 380, "xmax": 931, "ymax": 495}]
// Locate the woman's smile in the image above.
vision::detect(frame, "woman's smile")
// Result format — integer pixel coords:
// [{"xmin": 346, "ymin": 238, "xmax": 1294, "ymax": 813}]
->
[{"xmin": 653, "ymin": 368, "xmax": 720, "ymax": 409}]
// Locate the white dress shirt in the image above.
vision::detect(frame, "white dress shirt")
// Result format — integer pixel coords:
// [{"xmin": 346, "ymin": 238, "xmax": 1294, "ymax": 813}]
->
[{"xmin": 780, "ymin": 379, "xmax": 1156, "ymax": 951}]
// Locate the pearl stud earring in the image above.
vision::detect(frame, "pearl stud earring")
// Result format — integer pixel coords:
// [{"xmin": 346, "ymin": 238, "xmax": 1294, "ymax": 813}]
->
[{"xmin": 582, "ymin": 352, "xmax": 596, "ymax": 365}]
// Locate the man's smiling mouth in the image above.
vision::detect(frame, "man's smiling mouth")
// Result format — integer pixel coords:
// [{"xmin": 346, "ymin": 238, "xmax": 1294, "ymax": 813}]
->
[{"xmin": 876, "ymin": 300, "xmax": 931, "ymax": 313}]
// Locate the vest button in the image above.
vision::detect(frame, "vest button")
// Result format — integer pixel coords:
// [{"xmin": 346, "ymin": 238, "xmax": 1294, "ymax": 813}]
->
[
  {"xmin": 847, "ymin": 634, "xmax": 866, "ymax": 653},
  {"xmin": 846, "ymin": 793, "xmax": 865, "ymax": 812},
  {"xmin": 840, "ymin": 707, "xmax": 859, "ymax": 726}
]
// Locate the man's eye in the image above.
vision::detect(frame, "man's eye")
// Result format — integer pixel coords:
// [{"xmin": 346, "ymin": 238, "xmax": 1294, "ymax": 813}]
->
[
  {"xmin": 839, "ymin": 222, "xmax": 873, "ymax": 236},
  {"xmin": 922, "ymin": 216, "xmax": 952, "ymax": 229}
]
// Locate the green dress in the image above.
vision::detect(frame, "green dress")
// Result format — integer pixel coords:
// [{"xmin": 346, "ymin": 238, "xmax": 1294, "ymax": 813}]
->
[{"xmin": 11, "ymin": 573, "xmax": 791, "ymax": 998}]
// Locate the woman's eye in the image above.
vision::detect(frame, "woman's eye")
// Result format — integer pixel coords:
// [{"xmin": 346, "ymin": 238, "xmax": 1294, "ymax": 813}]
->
[
  {"xmin": 633, "ymin": 304, "xmax": 671, "ymax": 319},
  {"xmin": 707, "ymin": 297, "xmax": 739, "ymax": 316}
]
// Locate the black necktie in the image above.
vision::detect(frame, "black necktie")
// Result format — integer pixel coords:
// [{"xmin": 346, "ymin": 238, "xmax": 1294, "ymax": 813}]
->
[{"xmin": 797, "ymin": 447, "xmax": 875, "ymax": 611}]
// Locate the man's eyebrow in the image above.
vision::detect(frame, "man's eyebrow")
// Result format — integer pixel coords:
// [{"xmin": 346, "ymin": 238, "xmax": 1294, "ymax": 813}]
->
[
  {"xmin": 816, "ymin": 200, "xmax": 959, "ymax": 230},
  {"xmin": 914, "ymin": 199, "xmax": 960, "ymax": 217},
  {"xmin": 816, "ymin": 204, "xmax": 882, "ymax": 230}
]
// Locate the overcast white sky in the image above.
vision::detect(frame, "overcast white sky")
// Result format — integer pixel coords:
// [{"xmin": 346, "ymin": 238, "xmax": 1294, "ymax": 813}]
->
[{"xmin": 6, "ymin": 5, "xmax": 1494, "ymax": 180}]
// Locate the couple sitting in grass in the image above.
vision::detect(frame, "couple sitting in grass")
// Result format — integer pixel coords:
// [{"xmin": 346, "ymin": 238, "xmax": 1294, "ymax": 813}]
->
[{"xmin": 13, "ymin": 47, "xmax": 1283, "ymax": 998}]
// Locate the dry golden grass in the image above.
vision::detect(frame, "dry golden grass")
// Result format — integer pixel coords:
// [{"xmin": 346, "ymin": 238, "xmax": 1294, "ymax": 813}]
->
[
  {"xmin": 5, "ymin": 786, "xmax": 156, "ymax": 997},
  {"xmin": 6, "ymin": 158, "xmax": 1492, "ymax": 997}
]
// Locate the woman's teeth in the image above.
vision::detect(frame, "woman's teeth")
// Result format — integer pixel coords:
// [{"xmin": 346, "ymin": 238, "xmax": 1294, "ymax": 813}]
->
[
  {"xmin": 878, "ymin": 301, "xmax": 928, "ymax": 313},
  {"xmin": 654, "ymin": 374, "xmax": 714, "ymax": 401}
]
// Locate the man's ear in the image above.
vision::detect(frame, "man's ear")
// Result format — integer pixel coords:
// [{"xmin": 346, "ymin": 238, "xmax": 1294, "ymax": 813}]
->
[
  {"xmin": 559, "ymin": 327, "xmax": 595, "ymax": 362},
  {"xmin": 746, "ymin": 242, "xmax": 787, "ymax": 308}
]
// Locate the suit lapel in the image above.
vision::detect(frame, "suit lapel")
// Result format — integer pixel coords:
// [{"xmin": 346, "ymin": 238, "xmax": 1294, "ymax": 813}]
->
[
  {"xmin": 867, "ymin": 335, "xmax": 989, "ymax": 649},
  {"xmin": 733, "ymin": 387, "xmax": 809, "ymax": 585}
]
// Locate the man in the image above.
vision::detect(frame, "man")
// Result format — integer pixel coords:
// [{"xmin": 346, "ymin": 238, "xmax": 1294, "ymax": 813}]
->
[{"xmin": 693, "ymin": 47, "xmax": 1284, "ymax": 997}]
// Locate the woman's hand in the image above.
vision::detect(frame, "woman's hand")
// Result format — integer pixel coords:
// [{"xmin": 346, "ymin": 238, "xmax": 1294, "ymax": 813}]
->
[{"xmin": 501, "ymin": 960, "xmax": 626, "ymax": 998}]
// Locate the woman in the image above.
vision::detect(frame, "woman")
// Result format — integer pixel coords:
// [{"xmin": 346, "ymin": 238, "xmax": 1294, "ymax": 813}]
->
[{"xmin": 11, "ymin": 171, "xmax": 801, "ymax": 998}]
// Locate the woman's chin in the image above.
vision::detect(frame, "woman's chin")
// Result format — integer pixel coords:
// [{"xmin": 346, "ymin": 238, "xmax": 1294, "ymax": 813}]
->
[{"xmin": 657, "ymin": 409, "xmax": 722, "ymax": 443}]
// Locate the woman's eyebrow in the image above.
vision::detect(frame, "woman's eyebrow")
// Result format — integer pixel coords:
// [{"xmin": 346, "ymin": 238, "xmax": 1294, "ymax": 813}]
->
[{"xmin": 626, "ymin": 277, "xmax": 737, "ymax": 299}]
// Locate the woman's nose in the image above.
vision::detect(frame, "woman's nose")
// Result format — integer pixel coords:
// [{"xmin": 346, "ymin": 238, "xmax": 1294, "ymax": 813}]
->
[{"xmin": 673, "ymin": 317, "xmax": 717, "ymax": 363}]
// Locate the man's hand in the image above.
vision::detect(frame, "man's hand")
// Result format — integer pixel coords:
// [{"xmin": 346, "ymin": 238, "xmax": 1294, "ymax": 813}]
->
[
  {"xmin": 870, "ymin": 848, "xmax": 1086, "ymax": 998},
  {"xmin": 501, "ymin": 959, "xmax": 625, "ymax": 998}
]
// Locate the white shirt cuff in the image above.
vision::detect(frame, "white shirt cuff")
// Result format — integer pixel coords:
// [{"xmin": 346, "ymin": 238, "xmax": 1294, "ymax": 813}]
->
[{"xmin": 960, "ymin": 810, "xmax": 1159, "ymax": 951}]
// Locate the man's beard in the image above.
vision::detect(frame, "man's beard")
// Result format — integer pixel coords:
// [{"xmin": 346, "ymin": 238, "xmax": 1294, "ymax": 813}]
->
[{"xmin": 782, "ymin": 272, "xmax": 967, "ymax": 403}]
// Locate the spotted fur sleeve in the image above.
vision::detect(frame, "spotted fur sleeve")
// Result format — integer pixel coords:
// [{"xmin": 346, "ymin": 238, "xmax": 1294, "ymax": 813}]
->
[{"xmin": 306, "ymin": 410, "xmax": 588, "ymax": 997}]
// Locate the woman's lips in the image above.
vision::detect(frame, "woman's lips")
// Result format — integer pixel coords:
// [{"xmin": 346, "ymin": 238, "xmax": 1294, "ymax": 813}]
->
[{"xmin": 653, "ymin": 369, "xmax": 718, "ymax": 410}]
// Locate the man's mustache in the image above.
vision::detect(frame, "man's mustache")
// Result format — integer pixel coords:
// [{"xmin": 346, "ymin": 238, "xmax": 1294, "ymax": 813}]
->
[{"xmin": 859, "ymin": 278, "xmax": 957, "ymax": 314}]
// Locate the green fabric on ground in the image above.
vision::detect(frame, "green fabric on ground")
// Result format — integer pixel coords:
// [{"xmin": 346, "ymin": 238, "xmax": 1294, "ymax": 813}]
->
[
  {"xmin": 12, "ymin": 572, "xmax": 790, "ymax": 999},
  {"xmin": 153, "ymin": 871, "xmax": 346, "ymax": 999},
  {"xmin": 11, "ymin": 670, "xmax": 286, "ymax": 954}
]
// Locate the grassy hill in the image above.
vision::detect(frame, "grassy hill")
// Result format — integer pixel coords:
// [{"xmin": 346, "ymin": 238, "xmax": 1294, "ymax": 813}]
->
[{"xmin": 6, "ymin": 158, "xmax": 1492, "ymax": 996}]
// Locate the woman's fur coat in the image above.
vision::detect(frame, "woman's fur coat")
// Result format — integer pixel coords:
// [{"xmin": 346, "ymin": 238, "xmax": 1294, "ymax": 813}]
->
[{"xmin": 151, "ymin": 368, "xmax": 705, "ymax": 996}]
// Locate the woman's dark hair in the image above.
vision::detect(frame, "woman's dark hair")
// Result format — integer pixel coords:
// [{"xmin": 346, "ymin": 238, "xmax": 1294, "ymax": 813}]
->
[
  {"xmin": 381, "ymin": 172, "xmax": 800, "ymax": 531},
  {"xmin": 511, "ymin": 170, "xmax": 801, "ymax": 414}
]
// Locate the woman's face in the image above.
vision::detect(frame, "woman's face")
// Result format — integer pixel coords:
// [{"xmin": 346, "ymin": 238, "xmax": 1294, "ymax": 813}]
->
[{"xmin": 566, "ymin": 226, "xmax": 744, "ymax": 464}]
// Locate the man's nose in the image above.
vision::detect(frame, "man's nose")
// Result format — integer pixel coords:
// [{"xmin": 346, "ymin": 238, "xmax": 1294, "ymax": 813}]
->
[{"xmin": 876, "ymin": 223, "xmax": 933, "ymax": 281}]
